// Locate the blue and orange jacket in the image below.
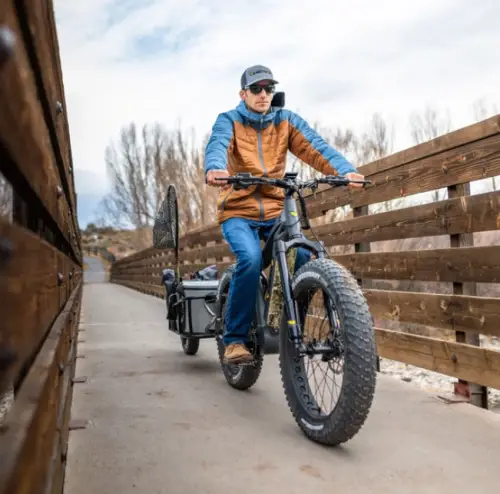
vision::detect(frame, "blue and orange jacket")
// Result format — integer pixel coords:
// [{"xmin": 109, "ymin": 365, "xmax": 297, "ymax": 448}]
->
[{"xmin": 205, "ymin": 100, "xmax": 357, "ymax": 224}]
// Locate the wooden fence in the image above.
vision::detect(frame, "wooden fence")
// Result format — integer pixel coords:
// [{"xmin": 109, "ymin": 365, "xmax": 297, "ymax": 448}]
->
[
  {"xmin": 110, "ymin": 113, "xmax": 500, "ymax": 409},
  {"xmin": 0, "ymin": 2, "xmax": 82, "ymax": 493}
]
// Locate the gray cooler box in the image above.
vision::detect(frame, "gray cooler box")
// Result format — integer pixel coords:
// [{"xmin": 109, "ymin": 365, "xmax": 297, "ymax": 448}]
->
[{"xmin": 175, "ymin": 280, "xmax": 219, "ymax": 335}]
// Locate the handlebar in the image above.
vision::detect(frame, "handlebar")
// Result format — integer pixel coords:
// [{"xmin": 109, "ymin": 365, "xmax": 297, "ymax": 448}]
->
[{"xmin": 213, "ymin": 172, "xmax": 370, "ymax": 191}]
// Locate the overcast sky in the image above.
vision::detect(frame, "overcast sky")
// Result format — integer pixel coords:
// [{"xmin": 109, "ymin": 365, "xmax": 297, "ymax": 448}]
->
[{"xmin": 52, "ymin": 0, "xmax": 500, "ymax": 226}]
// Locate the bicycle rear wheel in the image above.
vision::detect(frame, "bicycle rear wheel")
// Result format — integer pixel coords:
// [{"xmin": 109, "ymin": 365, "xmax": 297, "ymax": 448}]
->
[
  {"xmin": 216, "ymin": 291, "xmax": 263, "ymax": 391},
  {"xmin": 279, "ymin": 258, "xmax": 377, "ymax": 446}
]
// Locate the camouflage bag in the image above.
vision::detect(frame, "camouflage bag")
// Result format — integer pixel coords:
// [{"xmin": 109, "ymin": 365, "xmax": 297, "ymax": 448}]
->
[{"xmin": 267, "ymin": 248, "xmax": 297, "ymax": 330}]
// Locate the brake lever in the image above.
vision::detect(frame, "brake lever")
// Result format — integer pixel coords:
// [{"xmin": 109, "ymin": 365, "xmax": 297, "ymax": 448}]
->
[{"xmin": 325, "ymin": 177, "xmax": 372, "ymax": 188}]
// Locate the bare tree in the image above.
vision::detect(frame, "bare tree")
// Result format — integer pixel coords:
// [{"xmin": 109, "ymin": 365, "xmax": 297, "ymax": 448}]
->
[
  {"xmin": 409, "ymin": 105, "xmax": 451, "ymax": 202},
  {"xmin": 295, "ymin": 122, "xmax": 362, "ymax": 227},
  {"xmin": 98, "ymin": 122, "xmax": 218, "ymax": 238},
  {"xmin": 473, "ymin": 97, "xmax": 498, "ymax": 122},
  {"xmin": 472, "ymin": 97, "xmax": 499, "ymax": 191},
  {"xmin": 409, "ymin": 105, "xmax": 452, "ymax": 144},
  {"xmin": 354, "ymin": 113, "xmax": 398, "ymax": 213},
  {"xmin": 356, "ymin": 112, "xmax": 394, "ymax": 165}
]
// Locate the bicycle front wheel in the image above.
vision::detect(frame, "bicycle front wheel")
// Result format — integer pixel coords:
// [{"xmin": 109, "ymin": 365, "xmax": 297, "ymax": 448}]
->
[{"xmin": 278, "ymin": 258, "xmax": 377, "ymax": 446}]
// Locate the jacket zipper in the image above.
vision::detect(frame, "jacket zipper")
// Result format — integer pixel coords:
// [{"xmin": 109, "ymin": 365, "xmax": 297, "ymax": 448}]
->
[
  {"xmin": 256, "ymin": 116, "xmax": 268, "ymax": 222},
  {"xmin": 221, "ymin": 188, "xmax": 234, "ymax": 214}
]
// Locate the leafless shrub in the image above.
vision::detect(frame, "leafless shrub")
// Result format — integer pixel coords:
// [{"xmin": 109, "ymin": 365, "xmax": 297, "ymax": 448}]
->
[{"xmin": 97, "ymin": 123, "xmax": 217, "ymax": 237}]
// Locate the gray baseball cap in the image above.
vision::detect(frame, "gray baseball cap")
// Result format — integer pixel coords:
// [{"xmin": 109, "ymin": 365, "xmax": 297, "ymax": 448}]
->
[{"xmin": 240, "ymin": 65, "xmax": 278, "ymax": 89}]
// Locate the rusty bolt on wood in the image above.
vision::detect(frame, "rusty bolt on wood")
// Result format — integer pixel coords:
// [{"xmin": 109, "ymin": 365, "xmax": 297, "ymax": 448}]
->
[{"xmin": 0, "ymin": 26, "xmax": 15, "ymax": 68}]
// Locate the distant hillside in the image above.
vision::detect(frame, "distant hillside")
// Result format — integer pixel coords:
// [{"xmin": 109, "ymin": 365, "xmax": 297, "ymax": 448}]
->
[{"xmin": 81, "ymin": 224, "xmax": 153, "ymax": 260}]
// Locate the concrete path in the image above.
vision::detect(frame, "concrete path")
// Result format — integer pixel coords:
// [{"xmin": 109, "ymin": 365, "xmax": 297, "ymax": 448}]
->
[
  {"xmin": 64, "ymin": 282, "xmax": 500, "ymax": 494},
  {"xmin": 83, "ymin": 255, "xmax": 107, "ymax": 284}
]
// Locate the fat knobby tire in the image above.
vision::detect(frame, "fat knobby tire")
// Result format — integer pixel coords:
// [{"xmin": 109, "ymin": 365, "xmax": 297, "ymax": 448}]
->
[
  {"xmin": 216, "ymin": 294, "xmax": 263, "ymax": 391},
  {"xmin": 216, "ymin": 339, "xmax": 263, "ymax": 390},
  {"xmin": 279, "ymin": 257, "xmax": 377, "ymax": 446}
]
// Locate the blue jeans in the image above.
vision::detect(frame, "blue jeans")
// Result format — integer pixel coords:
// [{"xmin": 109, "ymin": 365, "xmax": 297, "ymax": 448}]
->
[{"xmin": 221, "ymin": 217, "xmax": 311, "ymax": 346}]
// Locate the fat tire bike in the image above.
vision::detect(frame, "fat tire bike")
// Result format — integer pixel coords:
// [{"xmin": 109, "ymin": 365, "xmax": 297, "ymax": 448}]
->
[{"xmin": 212, "ymin": 172, "xmax": 377, "ymax": 446}]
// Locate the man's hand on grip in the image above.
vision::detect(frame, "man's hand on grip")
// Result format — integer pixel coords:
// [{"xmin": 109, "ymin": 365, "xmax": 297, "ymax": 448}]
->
[
  {"xmin": 207, "ymin": 170, "xmax": 229, "ymax": 187},
  {"xmin": 345, "ymin": 172, "xmax": 365, "ymax": 189}
]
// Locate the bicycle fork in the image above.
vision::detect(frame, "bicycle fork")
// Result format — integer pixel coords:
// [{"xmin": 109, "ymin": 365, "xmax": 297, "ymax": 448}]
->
[{"xmin": 275, "ymin": 240, "xmax": 303, "ymax": 349}]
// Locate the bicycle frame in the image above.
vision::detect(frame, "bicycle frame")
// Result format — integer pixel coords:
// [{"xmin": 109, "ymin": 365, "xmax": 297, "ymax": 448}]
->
[
  {"xmin": 252, "ymin": 186, "xmax": 326, "ymax": 353},
  {"xmin": 214, "ymin": 171, "xmax": 369, "ymax": 355}
]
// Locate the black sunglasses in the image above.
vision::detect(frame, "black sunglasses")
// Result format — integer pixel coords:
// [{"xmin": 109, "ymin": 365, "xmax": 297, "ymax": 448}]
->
[{"xmin": 247, "ymin": 84, "xmax": 275, "ymax": 95}]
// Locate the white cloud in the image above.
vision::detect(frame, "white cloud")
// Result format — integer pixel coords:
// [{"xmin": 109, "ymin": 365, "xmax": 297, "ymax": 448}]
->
[{"xmin": 54, "ymin": 0, "xmax": 500, "ymax": 206}]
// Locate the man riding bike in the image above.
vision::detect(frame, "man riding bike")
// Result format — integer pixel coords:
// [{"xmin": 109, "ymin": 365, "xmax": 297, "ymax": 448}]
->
[{"xmin": 205, "ymin": 64, "xmax": 364, "ymax": 365}]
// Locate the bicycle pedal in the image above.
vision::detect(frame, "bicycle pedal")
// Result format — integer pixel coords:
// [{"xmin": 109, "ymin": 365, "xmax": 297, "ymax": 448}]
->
[
  {"xmin": 223, "ymin": 358, "xmax": 255, "ymax": 366},
  {"xmin": 238, "ymin": 360, "xmax": 256, "ymax": 367}
]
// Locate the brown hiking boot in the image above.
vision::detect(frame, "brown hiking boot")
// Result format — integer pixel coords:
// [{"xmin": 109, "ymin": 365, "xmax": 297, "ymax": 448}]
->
[{"xmin": 224, "ymin": 343, "xmax": 253, "ymax": 364}]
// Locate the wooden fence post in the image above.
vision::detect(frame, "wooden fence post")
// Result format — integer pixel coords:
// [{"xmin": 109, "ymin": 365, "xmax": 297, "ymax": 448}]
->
[{"xmin": 447, "ymin": 183, "xmax": 488, "ymax": 408}]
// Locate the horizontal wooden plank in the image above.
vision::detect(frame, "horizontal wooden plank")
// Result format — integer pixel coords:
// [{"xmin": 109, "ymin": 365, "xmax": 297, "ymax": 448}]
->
[
  {"xmin": 111, "ymin": 248, "xmax": 159, "ymax": 268},
  {"xmin": 365, "ymin": 290, "xmax": 500, "ymax": 337},
  {"xmin": 21, "ymin": 0, "xmax": 76, "ymax": 211},
  {"xmin": 360, "ymin": 114, "xmax": 500, "ymax": 177},
  {"xmin": 112, "ymin": 244, "xmax": 231, "ymax": 271},
  {"xmin": 112, "ymin": 279, "xmax": 165, "ymax": 298},
  {"xmin": 0, "ymin": 281, "xmax": 81, "ymax": 494},
  {"xmin": 179, "ymin": 244, "xmax": 230, "ymax": 264},
  {"xmin": 180, "ymin": 224, "xmax": 222, "ymax": 248},
  {"xmin": 332, "ymin": 245, "xmax": 500, "ymax": 283},
  {"xmin": 307, "ymin": 131, "xmax": 500, "ymax": 216},
  {"xmin": 114, "ymin": 240, "xmax": 500, "ymax": 285},
  {"xmin": 27, "ymin": 0, "xmax": 77, "ymax": 213},
  {"xmin": 45, "ymin": 286, "xmax": 81, "ymax": 494},
  {"xmin": 117, "ymin": 252, "xmax": 171, "ymax": 270},
  {"xmin": 111, "ymin": 273, "xmax": 162, "ymax": 286},
  {"xmin": 0, "ymin": 218, "xmax": 79, "ymax": 385},
  {"xmin": 112, "ymin": 247, "xmax": 500, "ymax": 286},
  {"xmin": 312, "ymin": 190, "xmax": 500, "ymax": 246},
  {"xmin": 112, "ymin": 240, "xmax": 229, "ymax": 270},
  {"xmin": 116, "ymin": 247, "xmax": 228, "ymax": 268},
  {"xmin": 111, "ymin": 246, "xmax": 500, "ymax": 288},
  {"xmin": 0, "ymin": 2, "xmax": 78, "ymax": 257},
  {"xmin": 375, "ymin": 328, "xmax": 500, "ymax": 390},
  {"xmin": 110, "ymin": 260, "xmax": 233, "ymax": 283}
]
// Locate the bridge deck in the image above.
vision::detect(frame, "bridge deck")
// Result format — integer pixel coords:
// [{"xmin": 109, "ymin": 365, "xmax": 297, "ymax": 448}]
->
[{"xmin": 65, "ymin": 261, "xmax": 500, "ymax": 494}]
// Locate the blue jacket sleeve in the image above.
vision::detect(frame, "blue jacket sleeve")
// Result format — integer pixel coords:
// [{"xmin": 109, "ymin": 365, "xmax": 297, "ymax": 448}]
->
[
  {"xmin": 205, "ymin": 113, "xmax": 234, "ymax": 174},
  {"xmin": 287, "ymin": 111, "xmax": 357, "ymax": 176}
]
